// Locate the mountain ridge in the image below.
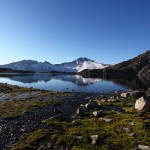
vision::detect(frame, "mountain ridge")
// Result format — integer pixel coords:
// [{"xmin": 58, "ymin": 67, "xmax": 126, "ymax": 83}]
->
[
  {"xmin": 0, "ymin": 57, "xmax": 110, "ymax": 73},
  {"xmin": 79, "ymin": 50, "xmax": 150, "ymax": 84}
]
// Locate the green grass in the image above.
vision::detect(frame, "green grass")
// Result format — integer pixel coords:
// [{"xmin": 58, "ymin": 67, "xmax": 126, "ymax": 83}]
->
[
  {"xmin": 44, "ymin": 106, "xmax": 150, "ymax": 150},
  {"xmin": 0, "ymin": 100, "xmax": 49, "ymax": 119},
  {"xmin": 11, "ymin": 129, "xmax": 49, "ymax": 150}
]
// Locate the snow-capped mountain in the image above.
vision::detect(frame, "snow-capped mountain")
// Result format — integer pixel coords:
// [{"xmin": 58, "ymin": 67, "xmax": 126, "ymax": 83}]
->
[
  {"xmin": 0, "ymin": 57, "xmax": 109, "ymax": 72},
  {"xmin": 0, "ymin": 60, "xmax": 55, "ymax": 72},
  {"xmin": 55, "ymin": 57, "xmax": 109, "ymax": 72}
]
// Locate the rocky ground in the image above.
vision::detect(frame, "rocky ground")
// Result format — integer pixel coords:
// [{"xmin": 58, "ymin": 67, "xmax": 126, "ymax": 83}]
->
[{"xmin": 0, "ymin": 83, "xmax": 150, "ymax": 150}]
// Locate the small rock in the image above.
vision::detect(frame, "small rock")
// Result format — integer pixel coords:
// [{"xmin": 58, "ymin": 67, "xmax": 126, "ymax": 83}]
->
[
  {"xmin": 100, "ymin": 99, "xmax": 106, "ymax": 102},
  {"xmin": 121, "ymin": 93, "xmax": 129, "ymax": 98},
  {"xmin": 110, "ymin": 96, "xmax": 115, "ymax": 99},
  {"xmin": 123, "ymin": 127, "xmax": 131, "ymax": 133},
  {"xmin": 99, "ymin": 118, "xmax": 112, "ymax": 123},
  {"xmin": 90, "ymin": 135, "xmax": 99, "ymax": 145},
  {"xmin": 138, "ymin": 144, "xmax": 150, "ymax": 150},
  {"xmin": 47, "ymin": 143, "xmax": 53, "ymax": 148},
  {"xmin": 85, "ymin": 101, "xmax": 101, "ymax": 110},
  {"xmin": 37, "ymin": 145, "xmax": 44, "ymax": 150},
  {"xmin": 128, "ymin": 121, "xmax": 135, "ymax": 126},
  {"xmin": 76, "ymin": 104, "xmax": 87, "ymax": 116},
  {"xmin": 93, "ymin": 110, "xmax": 103, "ymax": 117},
  {"xmin": 108, "ymin": 98, "xmax": 118, "ymax": 102},
  {"xmin": 129, "ymin": 148, "xmax": 137, "ymax": 150},
  {"xmin": 20, "ymin": 128, "xmax": 26, "ymax": 132},
  {"xmin": 135, "ymin": 97, "xmax": 150, "ymax": 111},
  {"xmin": 128, "ymin": 132, "xmax": 135, "ymax": 137},
  {"xmin": 85, "ymin": 97, "xmax": 90, "ymax": 100},
  {"xmin": 76, "ymin": 136, "xmax": 82, "ymax": 140},
  {"xmin": 21, "ymin": 111, "xmax": 27, "ymax": 114}
]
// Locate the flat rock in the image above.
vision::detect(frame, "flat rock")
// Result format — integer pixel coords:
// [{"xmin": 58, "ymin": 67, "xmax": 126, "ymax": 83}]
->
[
  {"xmin": 108, "ymin": 98, "xmax": 118, "ymax": 102},
  {"xmin": 99, "ymin": 117, "xmax": 112, "ymax": 122},
  {"xmin": 128, "ymin": 132, "xmax": 135, "ymax": 137}
]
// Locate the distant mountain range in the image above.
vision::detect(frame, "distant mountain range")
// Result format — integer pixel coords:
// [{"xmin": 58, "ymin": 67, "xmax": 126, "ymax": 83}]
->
[{"xmin": 0, "ymin": 57, "xmax": 110, "ymax": 72}]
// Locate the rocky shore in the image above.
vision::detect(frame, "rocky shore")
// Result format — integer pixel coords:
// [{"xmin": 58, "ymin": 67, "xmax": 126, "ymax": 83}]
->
[{"xmin": 0, "ymin": 83, "xmax": 150, "ymax": 150}]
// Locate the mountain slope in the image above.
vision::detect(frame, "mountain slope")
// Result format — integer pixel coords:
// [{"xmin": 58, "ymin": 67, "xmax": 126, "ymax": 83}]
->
[
  {"xmin": 0, "ymin": 57, "xmax": 109, "ymax": 73},
  {"xmin": 113, "ymin": 50, "xmax": 150, "ymax": 73},
  {"xmin": 80, "ymin": 50, "xmax": 150, "ymax": 80}
]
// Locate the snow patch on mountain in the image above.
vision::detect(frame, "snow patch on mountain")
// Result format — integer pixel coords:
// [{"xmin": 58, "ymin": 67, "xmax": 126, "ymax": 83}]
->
[{"xmin": 76, "ymin": 61, "xmax": 106, "ymax": 72}]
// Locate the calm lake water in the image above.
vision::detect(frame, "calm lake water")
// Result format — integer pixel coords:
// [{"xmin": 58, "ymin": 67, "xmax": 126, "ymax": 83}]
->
[{"xmin": 0, "ymin": 73, "xmax": 130, "ymax": 93}]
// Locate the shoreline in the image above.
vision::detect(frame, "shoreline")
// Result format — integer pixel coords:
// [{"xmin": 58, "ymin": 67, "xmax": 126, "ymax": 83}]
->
[{"xmin": 0, "ymin": 82, "xmax": 149, "ymax": 149}]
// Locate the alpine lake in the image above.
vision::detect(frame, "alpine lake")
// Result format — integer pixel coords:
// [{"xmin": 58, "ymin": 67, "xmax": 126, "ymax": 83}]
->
[{"xmin": 0, "ymin": 73, "xmax": 147, "ymax": 93}]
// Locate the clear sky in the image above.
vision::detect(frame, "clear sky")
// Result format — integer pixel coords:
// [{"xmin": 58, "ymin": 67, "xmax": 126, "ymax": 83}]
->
[{"xmin": 0, "ymin": 0, "xmax": 150, "ymax": 65}]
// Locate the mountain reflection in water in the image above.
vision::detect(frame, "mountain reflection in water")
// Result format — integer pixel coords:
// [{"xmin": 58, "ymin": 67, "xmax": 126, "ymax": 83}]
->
[
  {"xmin": 0, "ymin": 73, "xmax": 148, "ymax": 92},
  {"xmin": 0, "ymin": 74, "xmax": 102, "ymax": 86}
]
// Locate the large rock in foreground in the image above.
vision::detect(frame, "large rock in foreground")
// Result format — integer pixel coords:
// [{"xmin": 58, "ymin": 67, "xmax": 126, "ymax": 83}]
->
[{"xmin": 135, "ymin": 97, "xmax": 150, "ymax": 111}]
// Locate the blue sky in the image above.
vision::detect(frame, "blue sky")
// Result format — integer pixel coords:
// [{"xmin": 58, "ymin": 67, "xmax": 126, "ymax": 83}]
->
[{"xmin": 0, "ymin": 0, "xmax": 150, "ymax": 65}]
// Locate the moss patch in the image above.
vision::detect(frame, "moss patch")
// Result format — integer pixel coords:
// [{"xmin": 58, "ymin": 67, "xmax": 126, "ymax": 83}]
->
[
  {"xmin": 44, "ymin": 108, "xmax": 150, "ymax": 149},
  {"xmin": 11, "ymin": 129, "xmax": 49, "ymax": 150},
  {"xmin": 0, "ymin": 100, "xmax": 49, "ymax": 119}
]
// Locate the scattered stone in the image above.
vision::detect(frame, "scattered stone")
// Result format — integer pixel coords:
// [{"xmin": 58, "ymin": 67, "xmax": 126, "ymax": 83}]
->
[
  {"xmin": 121, "ymin": 91, "xmax": 146, "ymax": 99},
  {"xmin": 138, "ymin": 144, "xmax": 150, "ymax": 150},
  {"xmin": 130, "ymin": 91, "xmax": 146, "ymax": 98},
  {"xmin": 135, "ymin": 97, "xmax": 150, "ymax": 111},
  {"xmin": 0, "ymin": 83, "xmax": 149, "ymax": 149},
  {"xmin": 90, "ymin": 135, "xmax": 99, "ymax": 145}
]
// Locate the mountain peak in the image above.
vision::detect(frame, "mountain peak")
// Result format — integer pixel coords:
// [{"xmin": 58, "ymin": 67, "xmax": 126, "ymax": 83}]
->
[
  {"xmin": 76, "ymin": 57, "xmax": 91, "ymax": 61},
  {"xmin": 44, "ymin": 61, "xmax": 51, "ymax": 65}
]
